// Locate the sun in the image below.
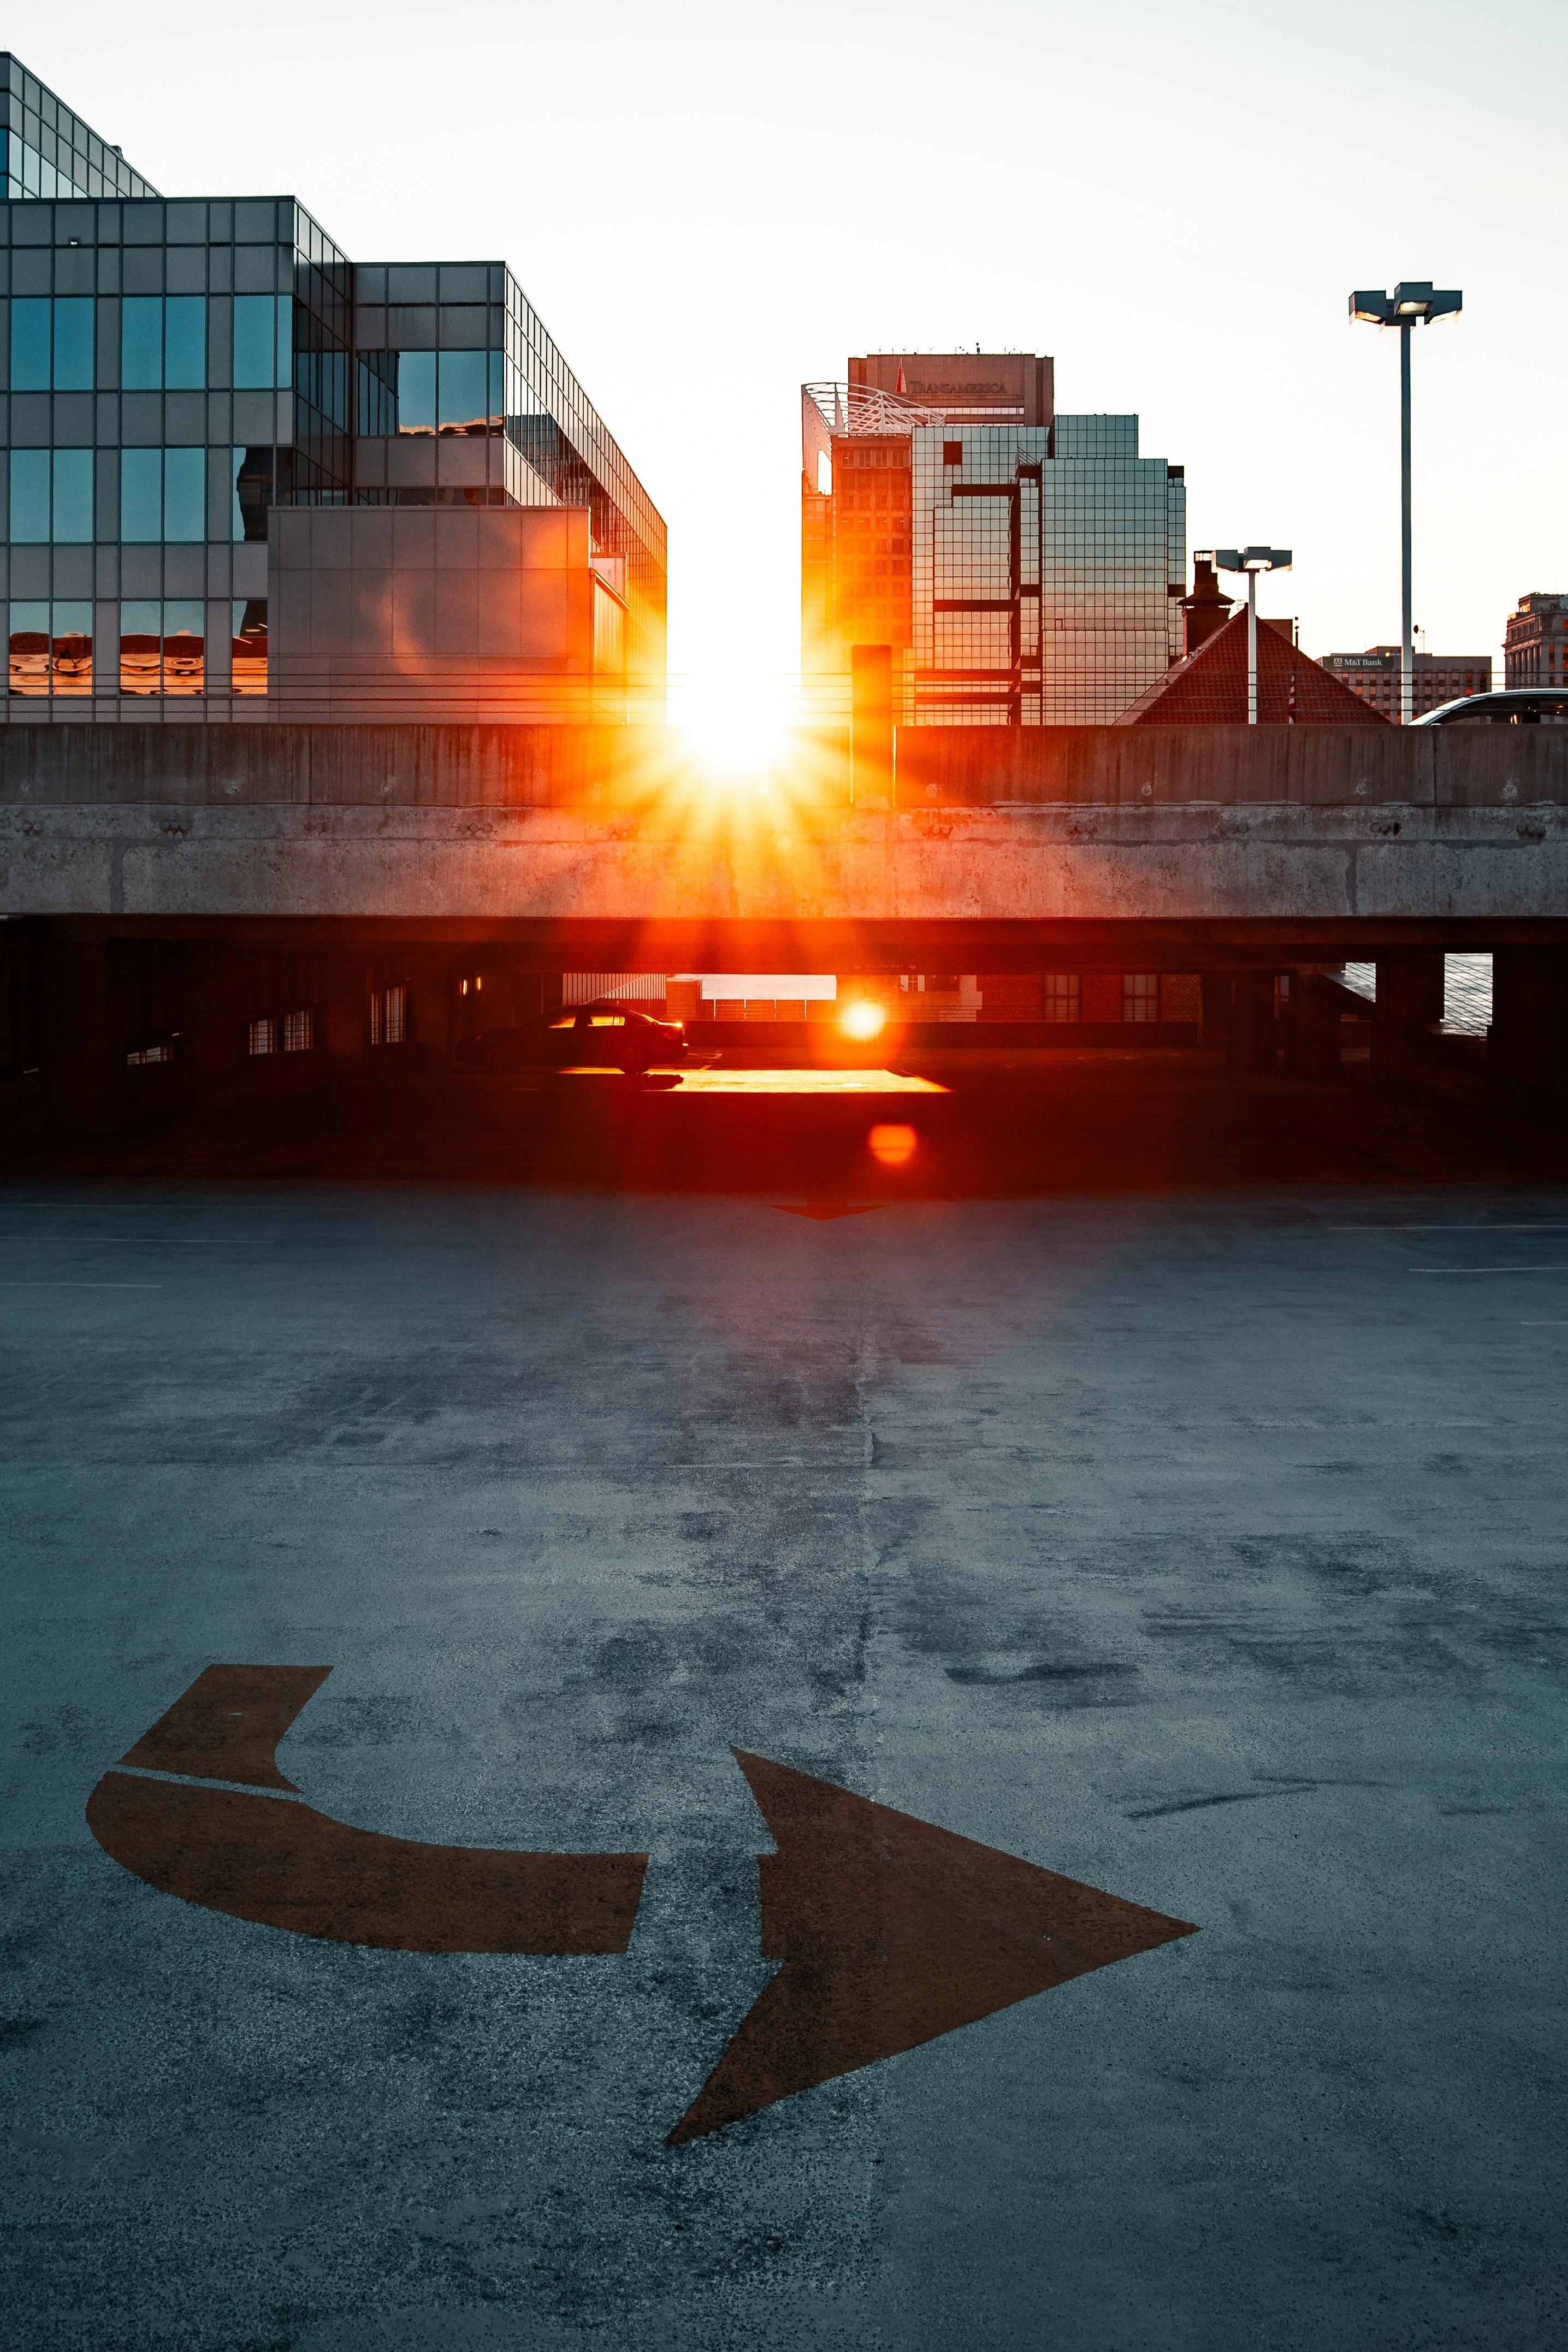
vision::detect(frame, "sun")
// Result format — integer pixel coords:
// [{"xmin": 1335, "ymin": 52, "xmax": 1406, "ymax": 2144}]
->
[{"xmin": 677, "ymin": 672, "xmax": 791, "ymax": 782}]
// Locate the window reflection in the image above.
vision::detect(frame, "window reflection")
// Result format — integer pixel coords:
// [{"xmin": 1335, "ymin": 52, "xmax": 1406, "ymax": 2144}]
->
[
  {"xmin": 8, "ymin": 600, "xmax": 51, "ymax": 696},
  {"xmin": 232, "ymin": 446, "xmax": 274, "ymax": 542},
  {"xmin": 119, "ymin": 600, "xmax": 204, "ymax": 696},
  {"xmin": 6, "ymin": 600, "xmax": 94, "ymax": 698},
  {"xmin": 395, "ymin": 350, "xmax": 436, "ymax": 433},
  {"xmin": 119, "ymin": 599, "xmax": 162, "ymax": 696},
  {"xmin": 232, "ymin": 599, "xmax": 267, "ymax": 695},
  {"xmin": 163, "ymin": 601, "xmax": 204, "ymax": 696},
  {"xmin": 50, "ymin": 601, "xmax": 93, "ymax": 697},
  {"xmin": 382, "ymin": 351, "xmax": 505, "ymax": 436}
]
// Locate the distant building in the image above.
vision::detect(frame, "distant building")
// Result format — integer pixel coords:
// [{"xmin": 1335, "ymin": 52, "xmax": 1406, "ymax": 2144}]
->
[
  {"xmin": 1319, "ymin": 647, "xmax": 1492, "ymax": 719},
  {"xmin": 802, "ymin": 354, "xmax": 1186, "ymax": 725},
  {"xmin": 848, "ymin": 352, "xmax": 1054, "ymax": 427},
  {"xmin": 1116, "ymin": 605, "xmax": 1389, "ymax": 724},
  {"xmin": 1504, "ymin": 593, "xmax": 1568, "ymax": 689}
]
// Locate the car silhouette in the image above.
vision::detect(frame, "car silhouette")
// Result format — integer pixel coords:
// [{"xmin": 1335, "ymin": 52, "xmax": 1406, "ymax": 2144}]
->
[
  {"xmin": 1411, "ymin": 689, "xmax": 1568, "ymax": 726},
  {"xmin": 455, "ymin": 1001, "xmax": 689, "ymax": 1075}
]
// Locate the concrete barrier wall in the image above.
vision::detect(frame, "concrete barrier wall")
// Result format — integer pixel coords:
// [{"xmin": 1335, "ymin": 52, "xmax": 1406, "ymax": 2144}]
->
[
  {"xmin": 6, "ymin": 799, "xmax": 1568, "ymax": 936},
  {"xmin": 2, "ymin": 723, "xmax": 1566, "ymax": 812},
  {"xmin": 892, "ymin": 725, "xmax": 1568, "ymax": 809}
]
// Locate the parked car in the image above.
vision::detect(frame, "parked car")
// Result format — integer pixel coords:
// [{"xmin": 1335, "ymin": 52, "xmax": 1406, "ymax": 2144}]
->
[
  {"xmin": 1411, "ymin": 689, "xmax": 1568, "ymax": 726},
  {"xmin": 454, "ymin": 1002, "xmax": 688, "ymax": 1075}
]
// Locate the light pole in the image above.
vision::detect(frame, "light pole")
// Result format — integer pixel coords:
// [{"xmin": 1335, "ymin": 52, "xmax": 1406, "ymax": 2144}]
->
[
  {"xmin": 1214, "ymin": 547, "xmax": 1292, "ymax": 723},
  {"xmin": 1349, "ymin": 282, "xmax": 1462, "ymax": 725}
]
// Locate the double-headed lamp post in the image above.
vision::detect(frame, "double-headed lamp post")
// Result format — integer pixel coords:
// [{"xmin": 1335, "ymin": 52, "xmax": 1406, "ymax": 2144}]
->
[
  {"xmin": 1349, "ymin": 282, "xmax": 1462, "ymax": 725},
  {"xmin": 1214, "ymin": 547, "xmax": 1292, "ymax": 723}
]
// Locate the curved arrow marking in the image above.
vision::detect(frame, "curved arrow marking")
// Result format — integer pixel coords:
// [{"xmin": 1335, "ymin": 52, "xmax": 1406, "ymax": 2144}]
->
[
  {"xmin": 87, "ymin": 1665, "xmax": 647, "ymax": 1955},
  {"xmin": 668, "ymin": 1750, "xmax": 1198, "ymax": 2143}
]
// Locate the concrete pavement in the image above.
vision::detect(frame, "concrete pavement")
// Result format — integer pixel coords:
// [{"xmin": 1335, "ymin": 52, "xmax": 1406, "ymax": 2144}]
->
[{"xmin": 2, "ymin": 1182, "xmax": 1566, "ymax": 2348}]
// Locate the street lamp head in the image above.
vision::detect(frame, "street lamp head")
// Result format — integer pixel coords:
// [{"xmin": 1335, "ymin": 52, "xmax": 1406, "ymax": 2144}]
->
[
  {"xmin": 1350, "ymin": 281, "xmax": 1462, "ymax": 326},
  {"xmin": 1214, "ymin": 547, "xmax": 1291, "ymax": 574}
]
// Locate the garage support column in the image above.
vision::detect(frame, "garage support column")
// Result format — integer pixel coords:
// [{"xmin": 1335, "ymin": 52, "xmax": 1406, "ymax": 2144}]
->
[
  {"xmin": 1490, "ymin": 948, "xmax": 1568, "ymax": 1110},
  {"xmin": 1372, "ymin": 950, "xmax": 1445, "ymax": 1092},
  {"xmin": 1227, "ymin": 970, "xmax": 1278, "ymax": 1073},
  {"xmin": 1291, "ymin": 969, "xmax": 1344, "ymax": 1081},
  {"xmin": 44, "ymin": 930, "xmax": 119, "ymax": 1136},
  {"xmin": 1199, "ymin": 972, "xmax": 1232, "ymax": 1056}
]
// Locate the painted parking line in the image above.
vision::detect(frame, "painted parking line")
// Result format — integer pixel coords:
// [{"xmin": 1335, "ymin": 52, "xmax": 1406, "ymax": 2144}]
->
[
  {"xmin": 1410, "ymin": 1264, "xmax": 1568, "ymax": 1275},
  {"xmin": 0, "ymin": 1280, "xmax": 164, "ymax": 1290}
]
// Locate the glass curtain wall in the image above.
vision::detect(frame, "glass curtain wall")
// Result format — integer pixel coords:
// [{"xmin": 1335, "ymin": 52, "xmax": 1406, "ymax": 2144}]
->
[
  {"xmin": 909, "ymin": 419, "xmax": 1185, "ymax": 725},
  {"xmin": 0, "ymin": 54, "xmax": 159, "ymax": 202}
]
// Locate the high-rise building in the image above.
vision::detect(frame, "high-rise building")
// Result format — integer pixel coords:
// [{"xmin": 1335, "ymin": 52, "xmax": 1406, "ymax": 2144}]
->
[
  {"xmin": 1504, "ymin": 593, "xmax": 1567, "ymax": 689},
  {"xmin": 802, "ymin": 352, "xmax": 1185, "ymax": 725},
  {"xmin": 1, "ymin": 54, "xmax": 665, "ymax": 724},
  {"xmin": 1319, "ymin": 647, "xmax": 1493, "ymax": 718}
]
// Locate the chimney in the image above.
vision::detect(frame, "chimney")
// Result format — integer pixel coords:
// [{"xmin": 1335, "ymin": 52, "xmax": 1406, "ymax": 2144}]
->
[{"xmin": 1182, "ymin": 555, "xmax": 1234, "ymax": 658}]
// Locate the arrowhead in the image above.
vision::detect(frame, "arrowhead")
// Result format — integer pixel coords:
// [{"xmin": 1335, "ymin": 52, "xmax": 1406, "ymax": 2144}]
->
[
  {"xmin": 667, "ymin": 1752, "xmax": 1196, "ymax": 2144},
  {"xmin": 772, "ymin": 1202, "xmax": 882, "ymax": 1221}
]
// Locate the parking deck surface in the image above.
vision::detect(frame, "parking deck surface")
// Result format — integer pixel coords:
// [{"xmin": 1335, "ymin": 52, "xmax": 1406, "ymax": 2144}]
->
[{"xmin": 2, "ymin": 1180, "xmax": 1566, "ymax": 2349}]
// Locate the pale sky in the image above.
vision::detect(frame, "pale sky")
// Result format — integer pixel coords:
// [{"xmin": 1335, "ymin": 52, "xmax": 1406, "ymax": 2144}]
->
[{"xmin": 18, "ymin": 0, "xmax": 1567, "ymax": 702}]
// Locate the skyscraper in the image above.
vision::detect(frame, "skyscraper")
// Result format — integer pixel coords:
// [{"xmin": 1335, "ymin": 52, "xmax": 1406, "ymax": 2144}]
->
[
  {"xmin": 1, "ymin": 54, "xmax": 666, "ymax": 723},
  {"xmin": 802, "ymin": 352, "xmax": 1185, "ymax": 725}
]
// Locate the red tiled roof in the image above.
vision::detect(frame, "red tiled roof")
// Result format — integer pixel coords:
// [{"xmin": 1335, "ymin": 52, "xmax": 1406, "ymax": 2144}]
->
[{"xmin": 1115, "ymin": 607, "xmax": 1392, "ymax": 725}]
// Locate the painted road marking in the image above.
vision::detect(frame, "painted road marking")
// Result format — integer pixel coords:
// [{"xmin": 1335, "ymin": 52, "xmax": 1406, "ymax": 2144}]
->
[
  {"xmin": 88, "ymin": 1667, "xmax": 646, "ymax": 1956},
  {"xmin": 0, "ymin": 1281, "xmax": 163, "ymax": 1290},
  {"xmin": 91, "ymin": 1670, "xmax": 1196, "ymax": 2142},
  {"xmin": 668, "ymin": 1751, "xmax": 1197, "ymax": 2144},
  {"xmin": 1410, "ymin": 1265, "xmax": 1568, "ymax": 1275},
  {"xmin": 773, "ymin": 1202, "xmax": 883, "ymax": 1221}
]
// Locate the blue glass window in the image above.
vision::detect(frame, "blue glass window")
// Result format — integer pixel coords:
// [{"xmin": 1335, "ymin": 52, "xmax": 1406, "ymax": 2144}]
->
[
  {"xmin": 8, "ymin": 450, "xmax": 92, "ymax": 541},
  {"xmin": 121, "ymin": 297, "xmax": 163, "ymax": 390},
  {"xmin": 9, "ymin": 449, "xmax": 51, "ymax": 540},
  {"xmin": 52, "ymin": 450, "xmax": 94, "ymax": 541},
  {"xmin": 119, "ymin": 297, "xmax": 208, "ymax": 392},
  {"xmin": 54, "ymin": 299, "xmax": 94, "ymax": 389},
  {"xmin": 120, "ymin": 448, "xmax": 163, "ymax": 541},
  {"xmin": 436, "ymin": 349, "xmax": 489, "ymax": 430},
  {"xmin": 164, "ymin": 297, "xmax": 206, "ymax": 390},
  {"xmin": 233, "ymin": 296, "xmax": 291, "ymax": 391},
  {"xmin": 10, "ymin": 298, "xmax": 51, "ymax": 391},
  {"xmin": 119, "ymin": 448, "xmax": 207, "ymax": 542},
  {"xmin": 163, "ymin": 448, "xmax": 205, "ymax": 541},
  {"xmin": 395, "ymin": 350, "xmax": 436, "ymax": 433}
]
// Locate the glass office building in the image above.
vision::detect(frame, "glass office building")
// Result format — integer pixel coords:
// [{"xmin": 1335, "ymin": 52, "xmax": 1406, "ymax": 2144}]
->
[
  {"xmin": 802, "ymin": 359, "xmax": 1185, "ymax": 725},
  {"xmin": 1, "ymin": 55, "xmax": 666, "ymax": 719}
]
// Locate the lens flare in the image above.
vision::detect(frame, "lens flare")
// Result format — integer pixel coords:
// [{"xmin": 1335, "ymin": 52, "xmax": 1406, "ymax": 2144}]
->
[
  {"xmin": 868, "ymin": 1123, "xmax": 917, "ymax": 1168},
  {"xmin": 840, "ymin": 1001, "xmax": 885, "ymax": 1040}
]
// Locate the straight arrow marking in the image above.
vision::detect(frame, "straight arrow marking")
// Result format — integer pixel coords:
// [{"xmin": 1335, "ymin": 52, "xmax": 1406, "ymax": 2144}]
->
[{"xmin": 667, "ymin": 1750, "xmax": 1197, "ymax": 2144}]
